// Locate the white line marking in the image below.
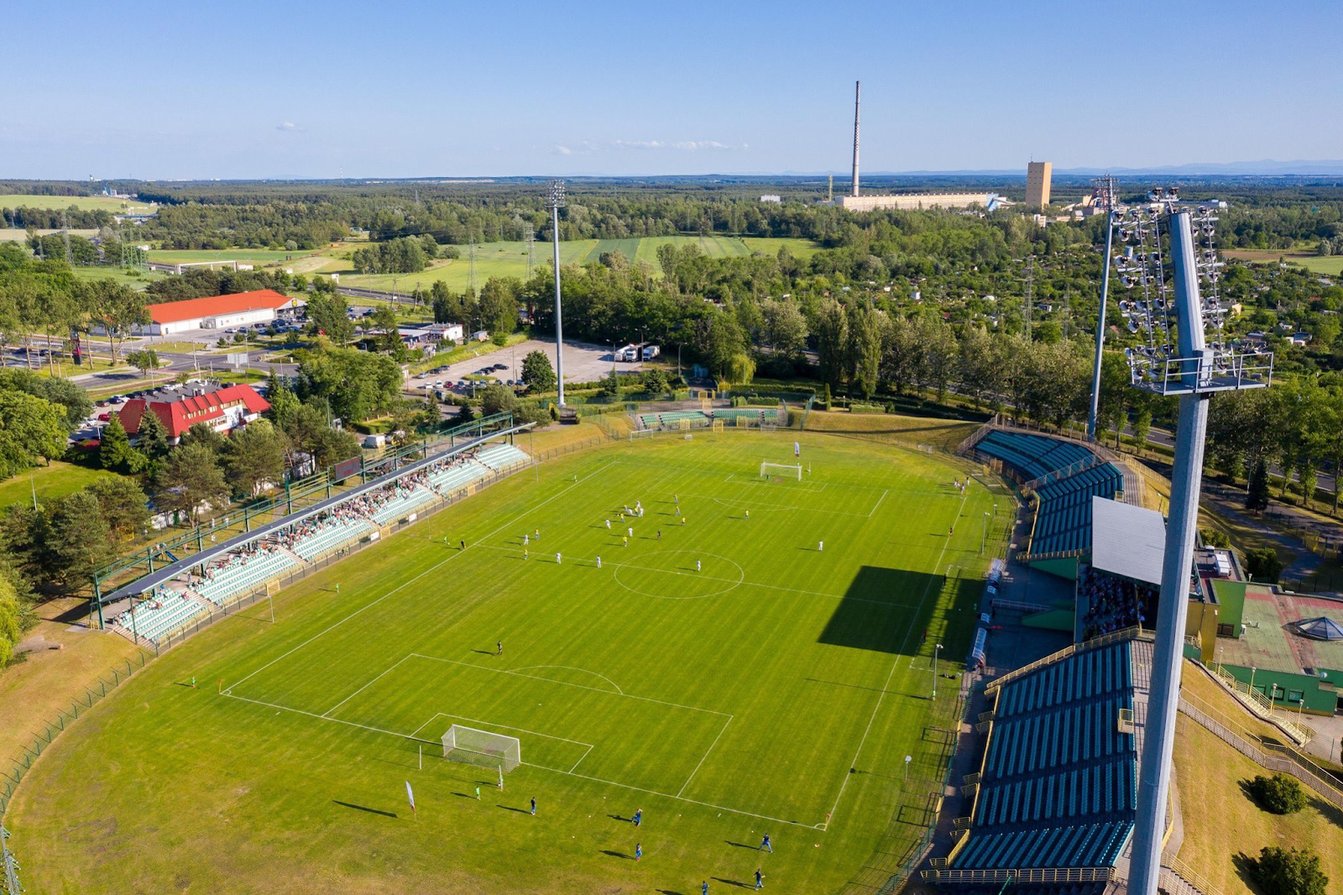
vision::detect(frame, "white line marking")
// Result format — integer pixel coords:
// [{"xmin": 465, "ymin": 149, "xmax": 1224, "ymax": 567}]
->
[
  {"xmin": 676, "ymin": 714, "xmax": 734, "ymax": 798},
  {"xmin": 414, "ymin": 711, "xmax": 592, "ymax": 750},
  {"xmin": 568, "ymin": 743, "xmax": 596, "ymax": 774},
  {"xmin": 508, "ymin": 664, "xmax": 625, "ymax": 695},
  {"xmin": 321, "ymin": 654, "xmax": 412, "ymax": 717},
  {"xmin": 409, "ymin": 654, "xmax": 730, "ymax": 718},
  {"xmin": 867, "ymin": 489, "xmax": 890, "ymax": 518},
  {"xmin": 223, "ymin": 465, "xmax": 609, "ymax": 693}
]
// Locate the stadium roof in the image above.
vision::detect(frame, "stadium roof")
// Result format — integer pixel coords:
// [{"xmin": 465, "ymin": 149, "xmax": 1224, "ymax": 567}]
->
[
  {"xmin": 146, "ymin": 289, "xmax": 295, "ymax": 324},
  {"xmin": 1293, "ymin": 616, "xmax": 1343, "ymax": 641},
  {"xmin": 1090, "ymin": 496, "xmax": 1165, "ymax": 586}
]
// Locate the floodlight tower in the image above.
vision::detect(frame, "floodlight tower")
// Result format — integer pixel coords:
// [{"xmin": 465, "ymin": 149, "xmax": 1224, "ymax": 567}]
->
[
  {"xmin": 1120, "ymin": 192, "xmax": 1273, "ymax": 895},
  {"xmin": 548, "ymin": 180, "xmax": 567, "ymax": 406},
  {"xmin": 1085, "ymin": 175, "xmax": 1118, "ymax": 441}
]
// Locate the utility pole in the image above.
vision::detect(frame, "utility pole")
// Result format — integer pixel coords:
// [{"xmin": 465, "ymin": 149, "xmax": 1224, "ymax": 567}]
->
[{"xmin": 548, "ymin": 181, "xmax": 567, "ymax": 406}]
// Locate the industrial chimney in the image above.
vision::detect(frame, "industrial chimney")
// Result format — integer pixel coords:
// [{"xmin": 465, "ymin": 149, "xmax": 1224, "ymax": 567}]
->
[{"xmin": 851, "ymin": 80, "xmax": 861, "ymax": 197}]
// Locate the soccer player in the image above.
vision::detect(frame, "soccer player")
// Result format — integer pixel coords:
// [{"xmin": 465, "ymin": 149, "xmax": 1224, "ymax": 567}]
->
[
  {"xmin": 627, "ymin": 526, "xmax": 634, "ymax": 538},
  {"xmin": 745, "ymin": 509, "xmax": 750, "ymax": 520},
  {"xmin": 524, "ymin": 533, "xmax": 529, "ymax": 545},
  {"xmin": 702, "ymin": 881, "xmax": 709, "ymax": 895},
  {"xmin": 794, "ymin": 441, "xmax": 800, "ymax": 458},
  {"xmin": 497, "ymin": 640, "xmax": 503, "ymax": 656},
  {"xmin": 460, "ymin": 539, "xmax": 465, "ymax": 550},
  {"xmin": 696, "ymin": 559, "xmax": 702, "ymax": 572},
  {"xmin": 657, "ymin": 530, "xmax": 662, "ymax": 540},
  {"xmin": 818, "ymin": 540, "xmax": 824, "ymax": 552},
  {"xmin": 530, "ymin": 797, "xmax": 536, "ymax": 816},
  {"xmin": 632, "ymin": 807, "xmax": 642, "ymax": 826},
  {"xmin": 556, "ymin": 552, "xmax": 562, "ymax": 564},
  {"xmin": 523, "ymin": 549, "xmax": 528, "ymax": 560},
  {"xmin": 635, "ymin": 843, "xmax": 643, "ymax": 862},
  {"xmin": 534, "ymin": 528, "xmax": 540, "ymax": 541},
  {"xmin": 760, "ymin": 833, "xmax": 772, "ymax": 853},
  {"xmin": 475, "ymin": 785, "xmax": 481, "ymax": 800},
  {"xmin": 681, "ymin": 516, "xmax": 686, "ymax": 526},
  {"xmin": 754, "ymin": 868, "xmax": 764, "ymax": 889},
  {"xmin": 606, "ymin": 519, "xmax": 612, "ymax": 529},
  {"xmin": 596, "ymin": 555, "xmax": 602, "ymax": 569}
]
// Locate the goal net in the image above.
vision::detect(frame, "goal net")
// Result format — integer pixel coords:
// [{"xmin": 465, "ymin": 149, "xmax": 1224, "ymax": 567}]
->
[
  {"xmin": 760, "ymin": 461, "xmax": 802, "ymax": 481},
  {"xmin": 712, "ymin": 419, "xmax": 725, "ymax": 433},
  {"xmin": 442, "ymin": 724, "xmax": 521, "ymax": 772}
]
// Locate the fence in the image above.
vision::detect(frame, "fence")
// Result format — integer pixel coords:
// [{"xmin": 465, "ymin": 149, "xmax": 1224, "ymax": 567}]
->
[
  {"xmin": 0, "ymin": 648, "xmax": 151, "ymax": 891},
  {"xmin": 1208, "ymin": 663, "xmax": 1312, "ymax": 745},
  {"xmin": 1178, "ymin": 697, "xmax": 1343, "ymax": 811}
]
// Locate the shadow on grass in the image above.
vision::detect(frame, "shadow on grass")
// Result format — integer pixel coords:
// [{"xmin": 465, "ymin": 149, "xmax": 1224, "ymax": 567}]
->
[
  {"xmin": 818, "ymin": 567, "xmax": 948, "ymax": 654},
  {"xmin": 601, "ymin": 849, "xmax": 632, "ymax": 860},
  {"xmin": 332, "ymin": 800, "xmax": 397, "ymax": 818},
  {"xmin": 497, "ymin": 804, "xmax": 531, "ymax": 815},
  {"xmin": 609, "ymin": 813, "xmax": 629, "ymax": 822},
  {"xmin": 1231, "ymin": 852, "xmax": 1261, "ymax": 892},
  {"xmin": 724, "ymin": 840, "xmax": 758, "ymax": 850},
  {"xmin": 711, "ymin": 877, "xmax": 753, "ymax": 889}
]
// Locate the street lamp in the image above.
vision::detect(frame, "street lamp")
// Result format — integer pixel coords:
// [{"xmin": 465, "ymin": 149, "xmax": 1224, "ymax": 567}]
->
[
  {"xmin": 980, "ymin": 511, "xmax": 991, "ymax": 554},
  {"xmin": 548, "ymin": 180, "xmax": 567, "ymax": 406},
  {"xmin": 932, "ymin": 643, "xmax": 944, "ymax": 701}
]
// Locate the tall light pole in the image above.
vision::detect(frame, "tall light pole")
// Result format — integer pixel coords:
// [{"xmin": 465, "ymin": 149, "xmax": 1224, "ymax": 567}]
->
[
  {"xmin": 548, "ymin": 180, "xmax": 567, "ymax": 407},
  {"xmin": 1086, "ymin": 176, "xmax": 1117, "ymax": 441},
  {"xmin": 931, "ymin": 643, "xmax": 943, "ymax": 701},
  {"xmin": 1123, "ymin": 193, "xmax": 1273, "ymax": 895}
]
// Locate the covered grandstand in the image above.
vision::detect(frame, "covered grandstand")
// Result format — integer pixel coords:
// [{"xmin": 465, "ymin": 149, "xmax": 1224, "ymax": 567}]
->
[
  {"xmin": 923, "ymin": 634, "xmax": 1152, "ymax": 892},
  {"xmin": 105, "ymin": 440, "xmax": 532, "ymax": 648}
]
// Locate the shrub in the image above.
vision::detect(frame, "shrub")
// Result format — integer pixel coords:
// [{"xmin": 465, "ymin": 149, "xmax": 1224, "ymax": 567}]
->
[
  {"xmin": 1246, "ymin": 773, "xmax": 1307, "ymax": 814},
  {"xmin": 1247, "ymin": 846, "xmax": 1328, "ymax": 895}
]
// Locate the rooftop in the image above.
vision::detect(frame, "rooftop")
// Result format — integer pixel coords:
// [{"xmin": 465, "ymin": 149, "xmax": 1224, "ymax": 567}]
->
[{"xmin": 1089, "ymin": 497, "xmax": 1165, "ymax": 586}]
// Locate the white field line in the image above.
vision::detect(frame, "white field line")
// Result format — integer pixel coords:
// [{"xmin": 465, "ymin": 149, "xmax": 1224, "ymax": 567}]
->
[
  {"xmin": 222, "ymin": 463, "xmax": 611, "ymax": 694},
  {"xmin": 567, "ymin": 743, "xmax": 596, "ymax": 774},
  {"xmin": 409, "ymin": 653, "xmax": 730, "ymax": 718},
  {"xmin": 867, "ymin": 489, "xmax": 890, "ymax": 518},
  {"xmin": 475, "ymin": 543, "xmax": 928, "ymax": 611},
  {"xmin": 510, "ymin": 664, "xmax": 625, "ymax": 695},
  {"xmin": 676, "ymin": 714, "xmax": 734, "ymax": 798},
  {"xmin": 412, "ymin": 711, "xmax": 592, "ymax": 751},
  {"xmin": 822, "ymin": 485, "xmax": 970, "ymax": 827},
  {"xmin": 321, "ymin": 654, "xmax": 413, "ymax": 717},
  {"xmin": 223, "ymin": 686, "xmax": 809, "ymax": 827}
]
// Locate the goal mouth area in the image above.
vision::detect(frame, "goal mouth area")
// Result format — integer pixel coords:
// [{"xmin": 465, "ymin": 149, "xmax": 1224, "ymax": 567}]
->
[
  {"xmin": 759, "ymin": 462, "xmax": 803, "ymax": 480},
  {"xmin": 442, "ymin": 724, "xmax": 521, "ymax": 773}
]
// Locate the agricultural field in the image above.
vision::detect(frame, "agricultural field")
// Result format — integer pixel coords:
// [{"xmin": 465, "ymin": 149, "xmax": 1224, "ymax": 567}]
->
[
  {"xmin": 0, "ymin": 194, "xmax": 155, "ymax": 214},
  {"xmin": 147, "ymin": 248, "xmax": 318, "ymax": 265},
  {"xmin": 338, "ymin": 235, "xmax": 821, "ymax": 293},
  {"xmin": 1223, "ymin": 247, "xmax": 1343, "ymax": 276},
  {"xmin": 7, "ymin": 430, "xmax": 1006, "ymax": 894}
]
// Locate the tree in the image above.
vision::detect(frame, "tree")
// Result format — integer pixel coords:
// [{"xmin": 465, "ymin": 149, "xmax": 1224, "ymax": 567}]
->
[
  {"xmin": 0, "ymin": 368, "xmax": 93, "ymax": 430},
  {"xmin": 98, "ymin": 415, "xmax": 144, "ymax": 473},
  {"xmin": 126, "ymin": 348, "xmax": 159, "ymax": 382},
  {"xmin": 520, "ymin": 350, "xmax": 556, "ymax": 393},
  {"xmin": 759, "ymin": 299, "xmax": 808, "ymax": 356},
  {"xmin": 1247, "ymin": 458, "xmax": 1271, "ymax": 512},
  {"xmin": 725, "ymin": 352, "xmax": 755, "ymax": 387},
  {"xmin": 86, "ymin": 477, "xmax": 150, "ymax": 541},
  {"xmin": 295, "ymin": 342, "xmax": 403, "ymax": 424},
  {"xmin": 0, "ymin": 575, "xmax": 20, "ymax": 668},
  {"xmin": 157, "ymin": 442, "xmax": 229, "ymax": 524},
  {"xmin": 1245, "ymin": 773, "xmax": 1307, "ymax": 815},
  {"xmin": 46, "ymin": 490, "xmax": 113, "ymax": 591},
  {"xmin": 848, "ymin": 303, "xmax": 881, "ymax": 399},
  {"xmin": 0, "ymin": 389, "xmax": 69, "ymax": 478},
  {"xmin": 82, "ymin": 279, "xmax": 148, "ymax": 366},
  {"xmin": 479, "ymin": 382, "xmax": 519, "ymax": 416},
  {"xmin": 478, "ymin": 277, "xmax": 521, "ymax": 336},
  {"xmin": 134, "ymin": 407, "xmax": 171, "ymax": 461},
  {"xmin": 814, "ymin": 299, "xmax": 848, "ymax": 390},
  {"xmin": 1247, "ymin": 846, "xmax": 1328, "ymax": 895},
  {"xmin": 305, "ymin": 292, "xmax": 354, "ymax": 343},
  {"xmin": 642, "ymin": 368, "xmax": 670, "ymax": 396},
  {"xmin": 1132, "ymin": 409, "xmax": 1153, "ymax": 456},
  {"xmin": 222, "ymin": 419, "xmax": 287, "ymax": 497},
  {"xmin": 177, "ymin": 421, "xmax": 226, "ymax": 457},
  {"xmin": 1244, "ymin": 546, "xmax": 1283, "ymax": 583}
]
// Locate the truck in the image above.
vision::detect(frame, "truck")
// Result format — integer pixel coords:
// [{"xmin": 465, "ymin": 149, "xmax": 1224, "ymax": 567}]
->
[
  {"xmin": 616, "ymin": 344, "xmax": 640, "ymax": 362},
  {"xmin": 641, "ymin": 344, "xmax": 661, "ymax": 361}
]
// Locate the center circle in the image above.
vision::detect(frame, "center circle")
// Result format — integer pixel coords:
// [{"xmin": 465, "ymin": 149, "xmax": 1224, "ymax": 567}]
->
[{"xmin": 612, "ymin": 550, "xmax": 745, "ymax": 600}]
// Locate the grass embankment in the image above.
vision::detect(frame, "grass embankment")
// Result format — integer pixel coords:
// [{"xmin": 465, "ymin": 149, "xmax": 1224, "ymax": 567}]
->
[
  {"xmin": 8, "ymin": 431, "xmax": 1000, "ymax": 895},
  {"xmin": 804, "ymin": 408, "xmax": 981, "ymax": 454}
]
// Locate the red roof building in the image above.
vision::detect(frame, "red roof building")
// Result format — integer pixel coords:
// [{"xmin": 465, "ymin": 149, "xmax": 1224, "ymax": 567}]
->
[
  {"xmin": 117, "ymin": 384, "xmax": 271, "ymax": 442},
  {"xmin": 140, "ymin": 290, "xmax": 302, "ymax": 335}
]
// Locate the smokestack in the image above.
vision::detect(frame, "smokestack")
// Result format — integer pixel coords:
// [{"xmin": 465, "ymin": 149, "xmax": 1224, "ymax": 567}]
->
[{"xmin": 851, "ymin": 80, "xmax": 861, "ymax": 198}]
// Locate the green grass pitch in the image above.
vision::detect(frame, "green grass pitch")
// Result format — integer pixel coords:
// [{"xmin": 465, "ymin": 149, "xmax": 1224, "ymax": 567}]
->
[{"xmin": 9, "ymin": 432, "xmax": 1009, "ymax": 894}]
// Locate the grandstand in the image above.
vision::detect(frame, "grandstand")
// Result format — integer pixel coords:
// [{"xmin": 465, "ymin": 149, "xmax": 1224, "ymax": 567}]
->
[
  {"xmin": 632, "ymin": 406, "xmax": 785, "ymax": 432},
  {"xmin": 925, "ymin": 634, "xmax": 1152, "ymax": 891},
  {"xmin": 965, "ymin": 426, "xmax": 1135, "ymax": 562},
  {"xmin": 106, "ymin": 439, "xmax": 534, "ymax": 647}
]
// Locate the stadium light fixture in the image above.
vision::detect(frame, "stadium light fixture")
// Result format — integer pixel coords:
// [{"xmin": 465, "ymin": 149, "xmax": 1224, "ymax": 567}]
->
[
  {"xmin": 548, "ymin": 180, "xmax": 567, "ymax": 406},
  {"xmin": 1126, "ymin": 191, "xmax": 1273, "ymax": 895}
]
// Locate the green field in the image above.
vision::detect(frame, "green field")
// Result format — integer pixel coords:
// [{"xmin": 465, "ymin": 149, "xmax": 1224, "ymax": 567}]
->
[
  {"xmin": 339, "ymin": 235, "xmax": 822, "ymax": 292},
  {"xmin": 0, "ymin": 461, "xmax": 117, "ymax": 510},
  {"xmin": 8, "ymin": 431, "xmax": 1007, "ymax": 894},
  {"xmin": 1224, "ymin": 247, "xmax": 1343, "ymax": 276},
  {"xmin": 0, "ymin": 194, "xmax": 154, "ymax": 214}
]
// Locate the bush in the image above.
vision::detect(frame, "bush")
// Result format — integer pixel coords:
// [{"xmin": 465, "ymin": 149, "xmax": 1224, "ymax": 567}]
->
[
  {"xmin": 1246, "ymin": 773, "xmax": 1307, "ymax": 815},
  {"xmin": 1247, "ymin": 845, "xmax": 1328, "ymax": 895},
  {"xmin": 1244, "ymin": 547, "xmax": 1283, "ymax": 583},
  {"xmin": 850, "ymin": 402, "xmax": 885, "ymax": 414}
]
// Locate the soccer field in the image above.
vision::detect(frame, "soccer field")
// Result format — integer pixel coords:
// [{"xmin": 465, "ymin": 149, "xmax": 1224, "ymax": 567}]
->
[{"xmin": 9, "ymin": 432, "xmax": 1010, "ymax": 894}]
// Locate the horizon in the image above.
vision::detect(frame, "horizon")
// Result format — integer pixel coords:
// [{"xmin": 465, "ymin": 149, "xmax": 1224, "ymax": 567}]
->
[{"xmin": 5, "ymin": 0, "xmax": 1341, "ymax": 181}]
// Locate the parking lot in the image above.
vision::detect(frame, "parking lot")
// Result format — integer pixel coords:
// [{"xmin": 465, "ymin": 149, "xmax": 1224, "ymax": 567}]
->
[{"xmin": 407, "ymin": 339, "xmax": 647, "ymax": 396}]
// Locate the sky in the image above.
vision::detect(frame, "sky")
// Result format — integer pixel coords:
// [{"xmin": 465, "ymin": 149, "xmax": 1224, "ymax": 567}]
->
[{"xmin": 4, "ymin": 0, "xmax": 1342, "ymax": 180}]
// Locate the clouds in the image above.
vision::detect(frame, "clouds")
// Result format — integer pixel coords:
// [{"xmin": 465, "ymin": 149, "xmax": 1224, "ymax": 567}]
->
[
  {"xmin": 553, "ymin": 138, "xmax": 743, "ymax": 156},
  {"xmin": 276, "ymin": 121, "xmax": 301, "ymax": 132}
]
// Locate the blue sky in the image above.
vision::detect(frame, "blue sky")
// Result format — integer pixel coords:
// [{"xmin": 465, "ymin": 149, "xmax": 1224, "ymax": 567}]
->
[{"xmin": 4, "ymin": 0, "xmax": 1341, "ymax": 179}]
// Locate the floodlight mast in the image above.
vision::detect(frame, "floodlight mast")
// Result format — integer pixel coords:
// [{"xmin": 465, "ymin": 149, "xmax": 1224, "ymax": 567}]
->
[
  {"xmin": 1126, "ymin": 200, "xmax": 1270, "ymax": 895},
  {"xmin": 1085, "ymin": 176, "xmax": 1117, "ymax": 441},
  {"xmin": 549, "ymin": 180, "xmax": 566, "ymax": 406}
]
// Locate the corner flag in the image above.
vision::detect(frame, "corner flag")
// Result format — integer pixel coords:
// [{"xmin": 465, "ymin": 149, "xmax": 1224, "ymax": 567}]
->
[{"xmin": 405, "ymin": 780, "xmax": 416, "ymax": 814}]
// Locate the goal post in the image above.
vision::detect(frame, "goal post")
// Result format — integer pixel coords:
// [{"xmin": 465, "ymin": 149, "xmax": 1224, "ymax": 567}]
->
[
  {"xmin": 442, "ymin": 724, "xmax": 521, "ymax": 772},
  {"xmin": 760, "ymin": 461, "xmax": 803, "ymax": 481}
]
